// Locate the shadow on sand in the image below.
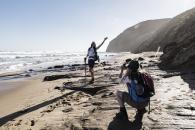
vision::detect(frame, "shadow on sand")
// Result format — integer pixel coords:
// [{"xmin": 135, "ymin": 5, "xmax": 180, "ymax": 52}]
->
[
  {"xmin": 0, "ymin": 83, "xmax": 92, "ymax": 126},
  {"xmin": 180, "ymin": 71, "xmax": 195, "ymax": 90},
  {"xmin": 159, "ymin": 68, "xmax": 195, "ymax": 90},
  {"xmin": 158, "ymin": 59, "xmax": 195, "ymax": 90},
  {"xmin": 107, "ymin": 112, "xmax": 144, "ymax": 130}
]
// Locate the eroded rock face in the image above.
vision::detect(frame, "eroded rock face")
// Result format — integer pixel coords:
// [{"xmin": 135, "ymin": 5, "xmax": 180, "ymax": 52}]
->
[
  {"xmin": 156, "ymin": 7, "xmax": 195, "ymax": 68},
  {"xmin": 107, "ymin": 7, "xmax": 195, "ymax": 69},
  {"xmin": 106, "ymin": 19, "xmax": 170, "ymax": 53},
  {"xmin": 131, "ymin": 7, "xmax": 195, "ymax": 69}
]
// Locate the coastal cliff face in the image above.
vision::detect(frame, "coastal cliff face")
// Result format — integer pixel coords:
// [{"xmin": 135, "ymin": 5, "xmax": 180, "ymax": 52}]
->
[
  {"xmin": 106, "ymin": 19, "xmax": 170, "ymax": 53},
  {"xmin": 139, "ymin": 7, "xmax": 195, "ymax": 68},
  {"xmin": 157, "ymin": 8, "xmax": 195, "ymax": 68},
  {"xmin": 107, "ymin": 7, "xmax": 195, "ymax": 68}
]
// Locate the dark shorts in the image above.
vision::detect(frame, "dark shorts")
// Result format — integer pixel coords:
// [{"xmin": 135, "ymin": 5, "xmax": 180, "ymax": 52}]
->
[
  {"xmin": 122, "ymin": 92, "xmax": 149, "ymax": 109},
  {"xmin": 88, "ymin": 59, "xmax": 95, "ymax": 68}
]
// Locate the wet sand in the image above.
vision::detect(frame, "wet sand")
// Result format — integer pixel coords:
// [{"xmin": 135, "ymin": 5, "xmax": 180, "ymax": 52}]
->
[{"xmin": 0, "ymin": 52, "xmax": 195, "ymax": 130}]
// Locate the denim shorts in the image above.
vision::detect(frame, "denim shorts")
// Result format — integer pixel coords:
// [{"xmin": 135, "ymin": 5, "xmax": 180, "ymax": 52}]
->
[{"xmin": 88, "ymin": 59, "xmax": 95, "ymax": 68}]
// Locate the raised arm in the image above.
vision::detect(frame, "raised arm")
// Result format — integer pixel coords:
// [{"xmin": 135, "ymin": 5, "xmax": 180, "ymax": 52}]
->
[
  {"xmin": 124, "ymin": 68, "xmax": 131, "ymax": 77},
  {"xmin": 119, "ymin": 63, "xmax": 126, "ymax": 78},
  {"xmin": 96, "ymin": 37, "xmax": 108, "ymax": 50}
]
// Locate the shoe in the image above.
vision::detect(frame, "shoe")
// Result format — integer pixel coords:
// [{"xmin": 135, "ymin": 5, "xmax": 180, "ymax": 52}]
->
[
  {"xmin": 114, "ymin": 111, "xmax": 128, "ymax": 120},
  {"xmin": 134, "ymin": 108, "xmax": 147, "ymax": 121},
  {"xmin": 137, "ymin": 108, "xmax": 147, "ymax": 115}
]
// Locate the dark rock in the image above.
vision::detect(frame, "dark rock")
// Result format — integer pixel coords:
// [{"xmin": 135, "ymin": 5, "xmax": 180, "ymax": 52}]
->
[
  {"xmin": 138, "ymin": 57, "xmax": 144, "ymax": 61},
  {"xmin": 149, "ymin": 55, "xmax": 156, "ymax": 58},
  {"xmin": 43, "ymin": 75, "xmax": 72, "ymax": 81},
  {"xmin": 29, "ymin": 69, "xmax": 34, "ymax": 72},
  {"xmin": 63, "ymin": 82, "xmax": 73, "ymax": 86},
  {"xmin": 30, "ymin": 120, "xmax": 35, "ymax": 126},
  {"xmin": 71, "ymin": 64, "xmax": 82, "ymax": 67},
  {"xmin": 53, "ymin": 65, "xmax": 64, "ymax": 69},
  {"xmin": 25, "ymin": 74, "xmax": 31, "ymax": 77},
  {"xmin": 162, "ymin": 73, "xmax": 180, "ymax": 78},
  {"xmin": 101, "ymin": 61, "xmax": 106, "ymax": 66},
  {"xmin": 62, "ymin": 107, "xmax": 73, "ymax": 113},
  {"xmin": 92, "ymin": 102, "xmax": 103, "ymax": 106},
  {"xmin": 54, "ymin": 86, "xmax": 61, "ymax": 90},
  {"xmin": 47, "ymin": 67, "xmax": 53, "ymax": 69},
  {"xmin": 103, "ymin": 67, "xmax": 115, "ymax": 70}
]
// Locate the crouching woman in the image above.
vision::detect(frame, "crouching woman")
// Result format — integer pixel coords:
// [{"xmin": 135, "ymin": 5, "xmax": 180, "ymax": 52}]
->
[{"xmin": 115, "ymin": 60, "xmax": 150, "ymax": 121}]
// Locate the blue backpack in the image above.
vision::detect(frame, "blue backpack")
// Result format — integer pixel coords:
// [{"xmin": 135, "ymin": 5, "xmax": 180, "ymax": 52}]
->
[{"xmin": 127, "ymin": 79, "xmax": 149, "ymax": 103}]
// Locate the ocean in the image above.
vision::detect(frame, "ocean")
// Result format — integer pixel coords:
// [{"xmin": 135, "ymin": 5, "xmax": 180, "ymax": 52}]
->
[
  {"xmin": 0, "ymin": 51, "xmax": 117, "ymax": 75},
  {"xmin": 0, "ymin": 51, "xmax": 118, "ymax": 94}
]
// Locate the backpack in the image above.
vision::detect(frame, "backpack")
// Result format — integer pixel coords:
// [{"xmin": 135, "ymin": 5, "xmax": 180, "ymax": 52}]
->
[
  {"xmin": 140, "ymin": 72, "xmax": 155, "ymax": 98},
  {"xmin": 127, "ymin": 60, "xmax": 155, "ymax": 98},
  {"xmin": 88, "ymin": 47, "xmax": 99, "ymax": 62},
  {"xmin": 127, "ymin": 72, "xmax": 155, "ymax": 114},
  {"xmin": 128, "ymin": 72, "xmax": 155, "ymax": 97}
]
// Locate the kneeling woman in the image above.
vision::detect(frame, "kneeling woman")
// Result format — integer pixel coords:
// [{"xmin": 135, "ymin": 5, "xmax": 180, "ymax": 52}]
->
[{"xmin": 115, "ymin": 60, "xmax": 150, "ymax": 121}]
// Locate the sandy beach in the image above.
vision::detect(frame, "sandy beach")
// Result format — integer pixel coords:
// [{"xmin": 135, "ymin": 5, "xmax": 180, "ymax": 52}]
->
[{"xmin": 0, "ymin": 52, "xmax": 195, "ymax": 130}]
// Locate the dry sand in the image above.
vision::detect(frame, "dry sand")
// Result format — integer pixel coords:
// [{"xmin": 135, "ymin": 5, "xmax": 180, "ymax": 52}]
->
[{"xmin": 0, "ymin": 52, "xmax": 195, "ymax": 130}]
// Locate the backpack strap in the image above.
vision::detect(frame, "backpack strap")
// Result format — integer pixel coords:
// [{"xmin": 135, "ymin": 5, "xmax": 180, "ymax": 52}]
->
[{"xmin": 148, "ymin": 98, "xmax": 151, "ymax": 114}]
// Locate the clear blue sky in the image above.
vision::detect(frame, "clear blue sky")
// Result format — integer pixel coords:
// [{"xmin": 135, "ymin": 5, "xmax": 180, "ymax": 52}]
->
[{"xmin": 0, "ymin": 0, "xmax": 195, "ymax": 52}]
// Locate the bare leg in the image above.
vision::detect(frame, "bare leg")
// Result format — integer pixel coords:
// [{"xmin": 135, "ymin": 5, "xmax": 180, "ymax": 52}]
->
[
  {"xmin": 89, "ymin": 67, "xmax": 94, "ymax": 82},
  {"xmin": 116, "ymin": 91, "xmax": 125, "ymax": 107},
  {"xmin": 115, "ymin": 91, "xmax": 128, "ymax": 120}
]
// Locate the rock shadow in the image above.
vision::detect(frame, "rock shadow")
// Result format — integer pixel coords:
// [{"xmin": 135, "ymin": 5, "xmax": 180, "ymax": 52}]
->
[
  {"xmin": 63, "ymin": 86, "xmax": 107, "ymax": 96},
  {"xmin": 158, "ymin": 67, "xmax": 195, "ymax": 90}
]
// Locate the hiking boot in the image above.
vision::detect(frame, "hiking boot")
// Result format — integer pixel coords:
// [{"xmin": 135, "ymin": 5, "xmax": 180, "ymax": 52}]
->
[
  {"xmin": 137, "ymin": 108, "xmax": 147, "ymax": 115},
  {"xmin": 134, "ymin": 108, "xmax": 147, "ymax": 121},
  {"xmin": 114, "ymin": 107, "xmax": 128, "ymax": 120},
  {"xmin": 114, "ymin": 111, "xmax": 128, "ymax": 120}
]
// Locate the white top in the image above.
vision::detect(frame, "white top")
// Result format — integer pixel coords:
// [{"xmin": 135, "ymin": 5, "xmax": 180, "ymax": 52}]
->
[
  {"xmin": 120, "ymin": 76, "xmax": 130, "ymax": 84},
  {"xmin": 88, "ymin": 47, "xmax": 95, "ymax": 59}
]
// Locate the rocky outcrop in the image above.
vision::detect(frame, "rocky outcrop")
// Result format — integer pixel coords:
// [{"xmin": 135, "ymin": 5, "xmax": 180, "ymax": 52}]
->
[
  {"xmin": 154, "ymin": 7, "xmax": 195, "ymax": 68},
  {"xmin": 106, "ymin": 19, "xmax": 170, "ymax": 53},
  {"xmin": 130, "ymin": 7, "xmax": 195, "ymax": 68},
  {"xmin": 107, "ymin": 7, "xmax": 195, "ymax": 68}
]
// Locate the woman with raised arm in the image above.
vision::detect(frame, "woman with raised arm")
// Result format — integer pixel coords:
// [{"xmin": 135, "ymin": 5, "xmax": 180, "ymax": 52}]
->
[{"xmin": 85, "ymin": 37, "xmax": 108, "ymax": 84}]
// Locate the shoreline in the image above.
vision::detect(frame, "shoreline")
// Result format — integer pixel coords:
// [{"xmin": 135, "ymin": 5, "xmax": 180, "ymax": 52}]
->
[
  {"xmin": 0, "ymin": 52, "xmax": 120, "ymax": 96},
  {"xmin": 0, "ymin": 52, "xmax": 124, "ymax": 117},
  {"xmin": 1, "ymin": 52, "xmax": 195, "ymax": 130}
]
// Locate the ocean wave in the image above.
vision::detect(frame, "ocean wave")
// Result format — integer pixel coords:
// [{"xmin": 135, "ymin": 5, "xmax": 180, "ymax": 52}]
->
[{"xmin": 0, "ymin": 51, "xmax": 117, "ymax": 75}]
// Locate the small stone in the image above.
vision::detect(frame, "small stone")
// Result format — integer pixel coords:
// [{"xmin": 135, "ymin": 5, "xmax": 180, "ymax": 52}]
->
[
  {"xmin": 62, "ymin": 107, "xmax": 73, "ymax": 113},
  {"xmin": 30, "ymin": 120, "xmax": 35, "ymax": 126}
]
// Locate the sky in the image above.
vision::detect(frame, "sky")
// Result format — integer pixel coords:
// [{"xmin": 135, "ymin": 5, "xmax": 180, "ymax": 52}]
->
[{"xmin": 0, "ymin": 0, "xmax": 195, "ymax": 52}]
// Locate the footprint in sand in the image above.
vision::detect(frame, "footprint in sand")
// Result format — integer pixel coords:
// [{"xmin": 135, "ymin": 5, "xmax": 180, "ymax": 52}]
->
[
  {"xmin": 164, "ymin": 88, "xmax": 171, "ymax": 93},
  {"xmin": 41, "ymin": 105, "xmax": 56, "ymax": 113},
  {"xmin": 147, "ymin": 115, "xmax": 158, "ymax": 122},
  {"xmin": 101, "ymin": 92, "xmax": 114, "ymax": 98},
  {"xmin": 61, "ymin": 99, "xmax": 71, "ymax": 106},
  {"xmin": 62, "ymin": 107, "xmax": 73, "ymax": 113},
  {"xmin": 14, "ymin": 119, "xmax": 22, "ymax": 126}
]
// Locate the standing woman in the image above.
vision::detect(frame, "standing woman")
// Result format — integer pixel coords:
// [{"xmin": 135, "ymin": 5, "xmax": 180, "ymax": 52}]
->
[{"xmin": 85, "ymin": 37, "xmax": 108, "ymax": 83}]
